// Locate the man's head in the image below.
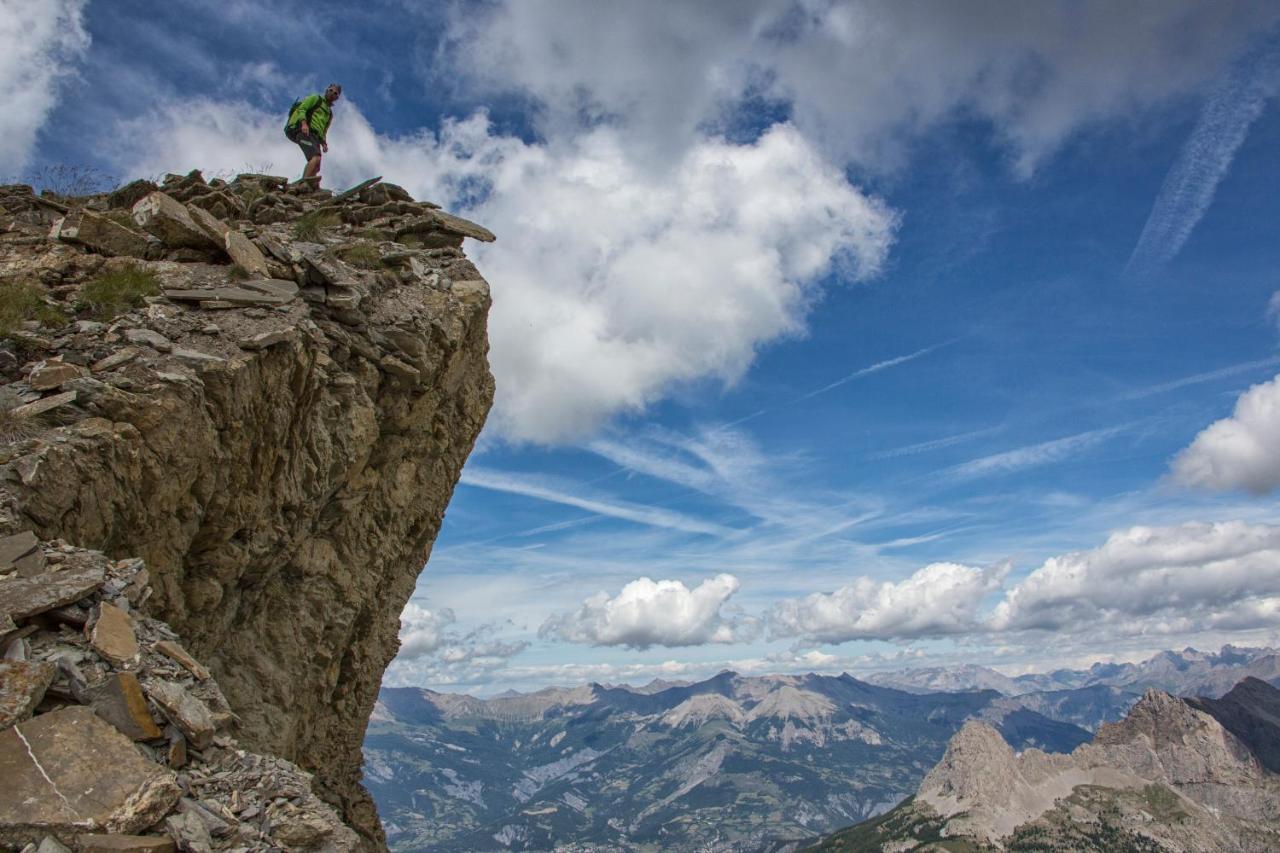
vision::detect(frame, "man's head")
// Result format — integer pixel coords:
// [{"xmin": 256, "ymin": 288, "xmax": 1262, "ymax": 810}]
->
[{"xmin": 324, "ymin": 83, "xmax": 342, "ymax": 103}]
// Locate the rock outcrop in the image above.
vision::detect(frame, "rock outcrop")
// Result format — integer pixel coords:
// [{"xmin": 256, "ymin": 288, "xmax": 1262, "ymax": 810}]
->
[
  {"xmin": 0, "ymin": 170, "xmax": 495, "ymax": 849},
  {"xmin": 819, "ymin": 683, "xmax": 1280, "ymax": 851}
]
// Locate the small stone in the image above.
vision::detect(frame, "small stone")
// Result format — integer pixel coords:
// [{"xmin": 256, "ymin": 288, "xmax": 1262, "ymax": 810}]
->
[
  {"xmin": 0, "ymin": 531, "xmax": 38, "ymax": 569},
  {"xmin": 90, "ymin": 602, "xmax": 139, "ymax": 666},
  {"xmin": 0, "ymin": 563, "xmax": 105, "ymax": 622},
  {"xmin": 10, "ymin": 390, "xmax": 77, "ymax": 419},
  {"xmin": 146, "ymin": 681, "xmax": 216, "ymax": 749},
  {"xmin": 0, "ymin": 707, "xmax": 180, "ymax": 839},
  {"xmin": 27, "ymin": 359, "xmax": 87, "ymax": 391},
  {"xmin": 91, "ymin": 347, "xmax": 142, "ymax": 372},
  {"xmin": 198, "ymin": 324, "xmax": 220, "ymax": 335},
  {"xmin": 74, "ymin": 320, "xmax": 106, "ymax": 335},
  {"xmin": 78, "ymin": 835, "xmax": 175, "ymax": 852},
  {"xmin": 153, "ymin": 641, "xmax": 210, "ymax": 681},
  {"xmin": 166, "ymin": 727, "xmax": 187, "ymax": 769},
  {"xmin": 123, "ymin": 328, "xmax": 172, "ymax": 352},
  {"xmin": 0, "ymin": 660, "xmax": 56, "ymax": 730},
  {"xmin": 93, "ymin": 672, "xmax": 163, "ymax": 741}
]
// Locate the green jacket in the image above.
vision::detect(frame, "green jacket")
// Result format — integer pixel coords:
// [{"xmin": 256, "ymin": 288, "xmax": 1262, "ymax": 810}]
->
[{"xmin": 287, "ymin": 94, "xmax": 334, "ymax": 142}]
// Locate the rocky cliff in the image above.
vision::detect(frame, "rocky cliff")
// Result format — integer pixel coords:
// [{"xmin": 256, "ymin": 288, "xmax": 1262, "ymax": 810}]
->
[{"xmin": 0, "ymin": 170, "xmax": 495, "ymax": 850}]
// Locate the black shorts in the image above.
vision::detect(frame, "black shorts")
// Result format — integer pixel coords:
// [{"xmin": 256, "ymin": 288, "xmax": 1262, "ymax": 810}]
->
[{"xmin": 286, "ymin": 126, "xmax": 323, "ymax": 160}]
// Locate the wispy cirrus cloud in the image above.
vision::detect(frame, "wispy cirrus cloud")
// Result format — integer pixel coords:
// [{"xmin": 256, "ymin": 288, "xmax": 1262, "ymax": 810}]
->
[
  {"xmin": 459, "ymin": 466, "xmax": 734, "ymax": 536},
  {"xmin": 793, "ymin": 340, "xmax": 957, "ymax": 403},
  {"xmin": 1116, "ymin": 355, "xmax": 1280, "ymax": 401},
  {"xmin": 1124, "ymin": 32, "xmax": 1280, "ymax": 280},
  {"xmin": 948, "ymin": 426, "xmax": 1130, "ymax": 480}
]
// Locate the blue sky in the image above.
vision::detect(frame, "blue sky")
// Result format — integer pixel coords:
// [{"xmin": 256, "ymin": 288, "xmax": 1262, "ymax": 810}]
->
[{"xmin": 9, "ymin": 1, "xmax": 1280, "ymax": 694}]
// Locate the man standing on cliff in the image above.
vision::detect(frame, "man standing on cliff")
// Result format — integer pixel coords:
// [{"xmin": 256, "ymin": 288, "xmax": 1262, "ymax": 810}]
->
[{"xmin": 284, "ymin": 83, "xmax": 342, "ymax": 185}]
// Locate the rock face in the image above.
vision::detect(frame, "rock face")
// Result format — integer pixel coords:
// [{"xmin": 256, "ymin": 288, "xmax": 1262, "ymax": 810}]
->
[
  {"xmin": 818, "ymin": 683, "xmax": 1280, "ymax": 851},
  {"xmin": 0, "ymin": 171, "xmax": 496, "ymax": 848}
]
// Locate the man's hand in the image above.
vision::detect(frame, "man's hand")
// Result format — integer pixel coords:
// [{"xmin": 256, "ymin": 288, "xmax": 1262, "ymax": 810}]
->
[
  {"xmin": 321, "ymin": 141, "xmax": 329, "ymax": 153},
  {"xmin": 300, "ymin": 122, "xmax": 311, "ymax": 136}
]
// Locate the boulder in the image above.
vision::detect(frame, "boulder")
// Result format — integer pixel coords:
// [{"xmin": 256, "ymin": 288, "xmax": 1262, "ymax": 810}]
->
[
  {"xmin": 131, "ymin": 193, "xmax": 220, "ymax": 251},
  {"xmin": 27, "ymin": 360, "xmax": 87, "ymax": 392},
  {"xmin": 184, "ymin": 205, "xmax": 228, "ymax": 245},
  {"xmin": 52, "ymin": 210, "xmax": 150, "ymax": 259},
  {"xmin": 107, "ymin": 179, "xmax": 160, "ymax": 210},
  {"xmin": 0, "ymin": 707, "xmax": 180, "ymax": 845},
  {"xmin": 0, "ymin": 660, "xmax": 56, "ymax": 730}
]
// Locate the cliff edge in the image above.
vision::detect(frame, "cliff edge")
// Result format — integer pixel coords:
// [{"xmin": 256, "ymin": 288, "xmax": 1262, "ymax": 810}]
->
[{"xmin": 0, "ymin": 170, "xmax": 496, "ymax": 849}]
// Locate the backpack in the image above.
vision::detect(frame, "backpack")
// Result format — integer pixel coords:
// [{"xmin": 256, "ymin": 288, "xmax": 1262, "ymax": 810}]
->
[{"xmin": 284, "ymin": 96, "xmax": 325, "ymax": 135}]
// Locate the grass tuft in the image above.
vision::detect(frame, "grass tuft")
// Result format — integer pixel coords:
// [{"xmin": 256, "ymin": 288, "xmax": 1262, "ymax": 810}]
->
[
  {"xmin": 81, "ymin": 265, "xmax": 160, "ymax": 319},
  {"xmin": 336, "ymin": 242, "xmax": 382, "ymax": 270},
  {"xmin": 292, "ymin": 209, "xmax": 342, "ymax": 241},
  {"xmin": 0, "ymin": 282, "xmax": 68, "ymax": 336}
]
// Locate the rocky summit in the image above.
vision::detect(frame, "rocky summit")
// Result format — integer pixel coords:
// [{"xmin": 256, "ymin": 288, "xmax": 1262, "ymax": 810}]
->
[
  {"xmin": 0, "ymin": 169, "xmax": 495, "ymax": 850},
  {"xmin": 810, "ymin": 679, "xmax": 1280, "ymax": 852}
]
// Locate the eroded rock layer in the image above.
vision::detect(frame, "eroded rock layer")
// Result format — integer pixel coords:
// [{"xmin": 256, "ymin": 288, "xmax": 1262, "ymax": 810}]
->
[{"xmin": 0, "ymin": 171, "xmax": 496, "ymax": 849}]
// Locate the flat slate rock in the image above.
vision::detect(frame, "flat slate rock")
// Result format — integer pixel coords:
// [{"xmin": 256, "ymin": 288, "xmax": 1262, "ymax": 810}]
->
[
  {"xmin": 163, "ymin": 285, "xmax": 293, "ymax": 306},
  {"xmin": 78, "ymin": 835, "xmax": 176, "ymax": 852},
  {"xmin": 146, "ymin": 681, "xmax": 215, "ymax": 749},
  {"xmin": 0, "ymin": 563, "xmax": 105, "ymax": 622},
  {"xmin": 0, "ymin": 660, "xmax": 56, "ymax": 730},
  {"xmin": 0, "ymin": 531, "xmax": 38, "ymax": 569},
  {"xmin": 0, "ymin": 706, "xmax": 180, "ymax": 844},
  {"xmin": 11, "ymin": 390, "xmax": 77, "ymax": 419}
]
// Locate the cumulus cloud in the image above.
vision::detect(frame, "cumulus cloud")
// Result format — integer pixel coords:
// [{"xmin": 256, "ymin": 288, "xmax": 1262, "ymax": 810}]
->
[
  {"xmin": 0, "ymin": 0, "xmax": 91, "ymax": 170},
  {"xmin": 395, "ymin": 602, "xmax": 528, "ymax": 675},
  {"xmin": 1172, "ymin": 374, "xmax": 1280, "ymax": 494},
  {"xmin": 541, "ymin": 574, "xmax": 757, "ymax": 649},
  {"xmin": 991, "ymin": 520, "xmax": 1280, "ymax": 632},
  {"xmin": 769, "ymin": 561, "xmax": 1007, "ymax": 643}
]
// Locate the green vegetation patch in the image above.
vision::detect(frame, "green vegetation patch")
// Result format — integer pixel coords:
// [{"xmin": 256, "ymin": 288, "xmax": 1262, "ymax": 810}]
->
[
  {"xmin": 81, "ymin": 265, "xmax": 160, "ymax": 319},
  {"xmin": 292, "ymin": 209, "xmax": 342, "ymax": 241},
  {"xmin": 0, "ymin": 282, "xmax": 68, "ymax": 336},
  {"xmin": 335, "ymin": 242, "xmax": 382, "ymax": 270}
]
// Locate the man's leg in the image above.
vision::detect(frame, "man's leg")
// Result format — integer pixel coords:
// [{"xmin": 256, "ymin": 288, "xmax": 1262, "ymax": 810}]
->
[{"xmin": 303, "ymin": 154, "xmax": 322, "ymax": 179}]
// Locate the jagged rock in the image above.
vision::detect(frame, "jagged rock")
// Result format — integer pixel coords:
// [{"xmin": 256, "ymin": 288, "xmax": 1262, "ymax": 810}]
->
[
  {"xmin": 92, "ymin": 672, "xmax": 163, "ymax": 741},
  {"xmin": 91, "ymin": 348, "xmax": 141, "ymax": 373},
  {"xmin": 169, "ymin": 348, "xmax": 224, "ymax": 366},
  {"xmin": 0, "ymin": 660, "xmax": 55, "ymax": 729},
  {"xmin": 153, "ymin": 641, "xmax": 209, "ymax": 681},
  {"xmin": 35, "ymin": 836, "xmax": 73, "ymax": 853},
  {"xmin": 51, "ymin": 210, "xmax": 151, "ymax": 259},
  {"xmin": 78, "ymin": 835, "xmax": 175, "ymax": 852},
  {"xmin": 163, "ymin": 284, "xmax": 293, "ymax": 307},
  {"xmin": 132, "ymin": 193, "xmax": 220, "ymax": 252},
  {"xmin": 27, "ymin": 359, "xmax": 87, "ymax": 391},
  {"xmin": 379, "ymin": 354, "xmax": 420, "ymax": 382},
  {"xmin": 0, "ymin": 563, "xmax": 105, "ymax": 621},
  {"xmin": 164, "ymin": 810, "xmax": 212, "ymax": 852},
  {"xmin": 146, "ymin": 681, "xmax": 215, "ymax": 750},
  {"xmin": 236, "ymin": 330, "xmax": 293, "ymax": 351},
  {"xmin": 123, "ymin": 328, "xmax": 173, "ymax": 352},
  {"xmin": 108, "ymin": 179, "xmax": 161, "ymax": 211},
  {"xmin": 0, "ymin": 706, "xmax": 180, "ymax": 845},
  {"xmin": 223, "ymin": 231, "xmax": 270, "ymax": 278},
  {"xmin": 90, "ymin": 602, "xmax": 139, "ymax": 666},
  {"xmin": 184, "ymin": 205, "xmax": 228, "ymax": 245},
  {"xmin": 10, "ymin": 390, "xmax": 77, "ymax": 419},
  {"xmin": 13, "ymin": 550, "xmax": 46, "ymax": 579}
]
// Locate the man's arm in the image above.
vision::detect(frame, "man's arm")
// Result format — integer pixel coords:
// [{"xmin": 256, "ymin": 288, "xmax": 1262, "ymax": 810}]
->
[{"xmin": 296, "ymin": 94, "xmax": 323, "ymax": 135}]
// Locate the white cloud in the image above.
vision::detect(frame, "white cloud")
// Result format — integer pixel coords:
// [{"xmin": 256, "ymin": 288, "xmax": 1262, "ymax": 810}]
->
[
  {"xmin": 949, "ymin": 426, "xmax": 1127, "ymax": 479},
  {"xmin": 1124, "ymin": 35, "xmax": 1280, "ymax": 279},
  {"xmin": 1172, "ymin": 374, "xmax": 1280, "ymax": 494},
  {"xmin": 769, "ymin": 561, "xmax": 1007, "ymax": 643},
  {"xmin": 393, "ymin": 602, "xmax": 529, "ymax": 686},
  {"xmin": 444, "ymin": 1, "xmax": 1278, "ymax": 175},
  {"xmin": 0, "ymin": 0, "xmax": 91, "ymax": 170},
  {"xmin": 991, "ymin": 520, "xmax": 1280, "ymax": 632},
  {"xmin": 398, "ymin": 602, "xmax": 456, "ymax": 659},
  {"xmin": 541, "ymin": 574, "xmax": 757, "ymax": 649}
]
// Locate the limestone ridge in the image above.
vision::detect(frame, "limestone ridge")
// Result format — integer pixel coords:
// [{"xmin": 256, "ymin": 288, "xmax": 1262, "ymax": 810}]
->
[
  {"xmin": 814, "ymin": 682, "xmax": 1280, "ymax": 851},
  {"xmin": 0, "ymin": 170, "xmax": 496, "ymax": 849}
]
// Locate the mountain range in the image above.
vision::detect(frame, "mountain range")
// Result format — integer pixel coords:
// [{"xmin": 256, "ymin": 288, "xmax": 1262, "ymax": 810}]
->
[{"xmin": 364, "ymin": 646, "xmax": 1280, "ymax": 851}]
